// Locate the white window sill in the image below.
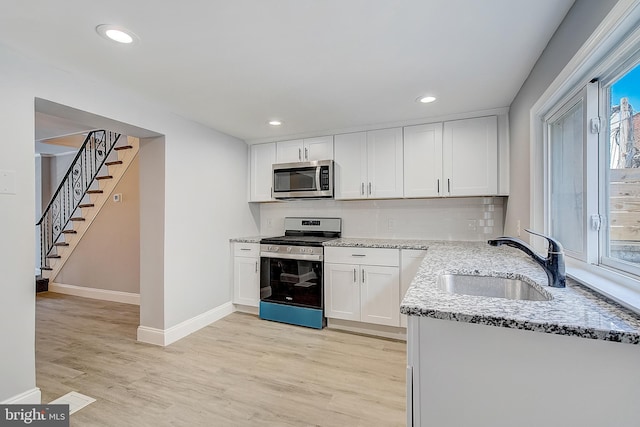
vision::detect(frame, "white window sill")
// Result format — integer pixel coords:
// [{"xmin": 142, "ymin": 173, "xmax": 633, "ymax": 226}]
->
[{"xmin": 566, "ymin": 258, "xmax": 640, "ymax": 315}]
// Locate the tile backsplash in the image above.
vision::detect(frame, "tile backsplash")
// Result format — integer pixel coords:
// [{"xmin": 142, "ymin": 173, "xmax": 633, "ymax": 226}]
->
[{"xmin": 259, "ymin": 197, "xmax": 505, "ymax": 241}]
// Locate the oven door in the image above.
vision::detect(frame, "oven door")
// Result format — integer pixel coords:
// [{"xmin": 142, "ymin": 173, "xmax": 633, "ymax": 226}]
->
[{"xmin": 260, "ymin": 253, "xmax": 323, "ymax": 309}]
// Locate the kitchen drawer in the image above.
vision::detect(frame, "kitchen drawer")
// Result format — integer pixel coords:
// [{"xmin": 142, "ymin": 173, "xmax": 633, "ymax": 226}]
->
[
  {"xmin": 234, "ymin": 242, "xmax": 259, "ymax": 257},
  {"xmin": 325, "ymin": 246, "xmax": 399, "ymax": 267}
]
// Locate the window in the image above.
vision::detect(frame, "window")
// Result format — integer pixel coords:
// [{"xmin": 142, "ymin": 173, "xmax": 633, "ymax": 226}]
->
[
  {"xmin": 544, "ymin": 59, "xmax": 640, "ymax": 294},
  {"xmin": 533, "ymin": 3, "xmax": 640, "ymax": 313},
  {"xmin": 547, "ymin": 91, "xmax": 586, "ymax": 258},
  {"xmin": 601, "ymin": 62, "xmax": 640, "ymax": 276}
]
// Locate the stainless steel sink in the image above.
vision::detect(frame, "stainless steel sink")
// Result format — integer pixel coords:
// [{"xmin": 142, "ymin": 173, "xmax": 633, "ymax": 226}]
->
[{"xmin": 436, "ymin": 274, "xmax": 551, "ymax": 301}]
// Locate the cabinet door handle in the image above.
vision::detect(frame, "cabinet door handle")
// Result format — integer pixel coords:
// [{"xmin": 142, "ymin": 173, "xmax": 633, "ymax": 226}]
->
[
  {"xmin": 255, "ymin": 261, "xmax": 258, "ymax": 273},
  {"xmin": 305, "ymin": 147, "xmax": 308, "ymax": 160},
  {"xmin": 298, "ymin": 148, "xmax": 302, "ymax": 161},
  {"xmin": 240, "ymin": 248, "xmax": 251, "ymax": 251},
  {"xmin": 447, "ymin": 178, "xmax": 451, "ymax": 194},
  {"xmin": 361, "ymin": 182, "xmax": 365, "ymax": 195},
  {"xmin": 437, "ymin": 179, "xmax": 440, "ymax": 194},
  {"xmin": 353, "ymin": 268, "xmax": 357, "ymax": 283},
  {"xmin": 351, "ymin": 254, "xmax": 366, "ymax": 257},
  {"xmin": 362, "ymin": 269, "xmax": 365, "ymax": 283},
  {"xmin": 368, "ymin": 182, "xmax": 372, "ymax": 195}
]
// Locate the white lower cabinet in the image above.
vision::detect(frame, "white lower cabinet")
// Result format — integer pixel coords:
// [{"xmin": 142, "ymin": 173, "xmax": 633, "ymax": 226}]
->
[
  {"xmin": 233, "ymin": 243, "xmax": 259, "ymax": 307},
  {"xmin": 324, "ymin": 263, "xmax": 361, "ymax": 321},
  {"xmin": 324, "ymin": 247, "xmax": 400, "ymax": 327},
  {"xmin": 400, "ymin": 249, "xmax": 428, "ymax": 327}
]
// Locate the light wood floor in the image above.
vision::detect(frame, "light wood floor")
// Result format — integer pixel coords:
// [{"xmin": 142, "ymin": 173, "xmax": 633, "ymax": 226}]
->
[{"xmin": 36, "ymin": 293, "xmax": 406, "ymax": 426}]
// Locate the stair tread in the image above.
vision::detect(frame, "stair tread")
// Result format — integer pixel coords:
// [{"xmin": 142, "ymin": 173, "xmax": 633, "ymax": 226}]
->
[
  {"xmin": 46, "ymin": 255, "xmax": 61, "ymax": 259},
  {"xmin": 41, "ymin": 267, "xmax": 53, "ymax": 271},
  {"xmin": 78, "ymin": 203, "xmax": 94, "ymax": 208},
  {"xmin": 105, "ymin": 160, "xmax": 123, "ymax": 166},
  {"xmin": 54, "ymin": 242, "xmax": 69, "ymax": 247},
  {"xmin": 61, "ymin": 230, "xmax": 77, "ymax": 234},
  {"xmin": 86, "ymin": 190, "xmax": 103, "ymax": 194},
  {"xmin": 70, "ymin": 217, "xmax": 85, "ymax": 221},
  {"xmin": 96, "ymin": 175, "xmax": 113, "ymax": 180},
  {"xmin": 114, "ymin": 145, "xmax": 133, "ymax": 151}
]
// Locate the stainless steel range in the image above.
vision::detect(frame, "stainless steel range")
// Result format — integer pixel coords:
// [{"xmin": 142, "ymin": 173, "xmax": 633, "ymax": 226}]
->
[{"xmin": 259, "ymin": 217, "xmax": 341, "ymax": 329}]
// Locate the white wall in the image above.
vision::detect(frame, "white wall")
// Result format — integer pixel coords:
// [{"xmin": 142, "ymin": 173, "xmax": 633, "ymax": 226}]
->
[
  {"xmin": 506, "ymin": 0, "xmax": 619, "ymax": 239},
  {"xmin": 0, "ymin": 43, "xmax": 258, "ymax": 402},
  {"xmin": 260, "ymin": 197, "xmax": 504, "ymax": 241}
]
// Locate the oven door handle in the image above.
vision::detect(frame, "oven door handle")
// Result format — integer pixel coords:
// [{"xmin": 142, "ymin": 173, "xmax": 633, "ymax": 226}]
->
[{"xmin": 260, "ymin": 252, "xmax": 323, "ymax": 262}]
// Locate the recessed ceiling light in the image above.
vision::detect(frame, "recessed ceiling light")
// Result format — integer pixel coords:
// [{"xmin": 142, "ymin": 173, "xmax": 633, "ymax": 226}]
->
[
  {"xmin": 417, "ymin": 96, "xmax": 437, "ymax": 104},
  {"xmin": 268, "ymin": 120, "xmax": 283, "ymax": 126},
  {"xmin": 96, "ymin": 24, "xmax": 139, "ymax": 44}
]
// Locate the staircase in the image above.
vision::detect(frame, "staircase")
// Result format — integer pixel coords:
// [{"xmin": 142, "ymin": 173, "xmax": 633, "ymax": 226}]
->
[{"xmin": 37, "ymin": 130, "xmax": 139, "ymax": 282}]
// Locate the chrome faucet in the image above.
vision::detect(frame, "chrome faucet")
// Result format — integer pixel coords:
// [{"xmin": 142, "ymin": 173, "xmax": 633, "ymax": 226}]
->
[{"xmin": 488, "ymin": 229, "xmax": 566, "ymax": 288}]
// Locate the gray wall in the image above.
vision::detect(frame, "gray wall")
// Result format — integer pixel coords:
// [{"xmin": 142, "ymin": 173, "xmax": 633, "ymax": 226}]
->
[{"xmin": 506, "ymin": 0, "xmax": 619, "ymax": 239}]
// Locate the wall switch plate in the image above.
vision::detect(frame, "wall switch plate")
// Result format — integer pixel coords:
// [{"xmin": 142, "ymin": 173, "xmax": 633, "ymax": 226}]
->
[
  {"xmin": 0, "ymin": 169, "xmax": 16, "ymax": 194},
  {"xmin": 113, "ymin": 193, "xmax": 122, "ymax": 202}
]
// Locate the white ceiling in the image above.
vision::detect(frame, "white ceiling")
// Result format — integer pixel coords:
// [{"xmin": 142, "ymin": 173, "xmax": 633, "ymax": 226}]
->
[{"xmin": 1, "ymin": 0, "xmax": 574, "ymax": 142}]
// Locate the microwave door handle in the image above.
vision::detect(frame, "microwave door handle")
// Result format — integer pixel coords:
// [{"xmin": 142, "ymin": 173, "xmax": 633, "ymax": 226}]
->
[{"xmin": 315, "ymin": 166, "xmax": 321, "ymax": 191}]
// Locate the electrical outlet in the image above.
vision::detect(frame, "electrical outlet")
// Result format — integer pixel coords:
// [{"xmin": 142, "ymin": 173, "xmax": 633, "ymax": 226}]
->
[
  {"xmin": 517, "ymin": 220, "xmax": 521, "ymax": 237},
  {"xmin": 113, "ymin": 193, "xmax": 122, "ymax": 203}
]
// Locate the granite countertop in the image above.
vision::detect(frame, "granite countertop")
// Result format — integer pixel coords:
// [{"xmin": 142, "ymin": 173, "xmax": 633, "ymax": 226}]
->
[
  {"xmin": 323, "ymin": 237, "xmax": 431, "ymax": 250},
  {"xmin": 400, "ymin": 241, "xmax": 640, "ymax": 344}
]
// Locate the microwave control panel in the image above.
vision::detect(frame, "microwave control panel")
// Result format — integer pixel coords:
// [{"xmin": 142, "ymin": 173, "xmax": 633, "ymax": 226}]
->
[{"xmin": 320, "ymin": 167, "xmax": 330, "ymax": 190}]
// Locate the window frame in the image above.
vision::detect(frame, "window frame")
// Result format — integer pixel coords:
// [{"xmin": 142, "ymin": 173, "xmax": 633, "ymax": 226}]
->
[{"xmin": 530, "ymin": 1, "xmax": 640, "ymax": 314}]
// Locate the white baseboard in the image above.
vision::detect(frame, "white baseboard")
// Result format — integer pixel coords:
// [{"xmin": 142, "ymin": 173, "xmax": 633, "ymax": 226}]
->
[
  {"xmin": 1, "ymin": 388, "xmax": 41, "ymax": 404},
  {"xmin": 327, "ymin": 318, "xmax": 407, "ymax": 341},
  {"xmin": 233, "ymin": 304, "xmax": 259, "ymax": 315},
  {"xmin": 49, "ymin": 282, "xmax": 140, "ymax": 305},
  {"xmin": 137, "ymin": 301, "xmax": 234, "ymax": 346}
]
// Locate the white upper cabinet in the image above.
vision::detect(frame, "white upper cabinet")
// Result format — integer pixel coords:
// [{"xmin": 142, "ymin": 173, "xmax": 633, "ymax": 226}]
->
[
  {"xmin": 276, "ymin": 136, "xmax": 334, "ymax": 163},
  {"xmin": 404, "ymin": 116, "xmax": 498, "ymax": 198},
  {"xmin": 276, "ymin": 139, "xmax": 304, "ymax": 163},
  {"xmin": 249, "ymin": 142, "xmax": 276, "ymax": 202},
  {"xmin": 304, "ymin": 136, "xmax": 334, "ymax": 161},
  {"xmin": 404, "ymin": 123, "xmax": 443, "ymax": 198},
  {"xmin": 334, "ymin": 128, "xmax": 403, "ymax": 200},
  {"xmin": 367, "ymin": 128, "xmax": 404, "ymax": 198},
  {"xmin": 334, "ymin": 132, "xmax": 368, "ymax": 199},
  {"xmin": 443, "ymin": 116, "xmax": 498, "ymax": 196}
]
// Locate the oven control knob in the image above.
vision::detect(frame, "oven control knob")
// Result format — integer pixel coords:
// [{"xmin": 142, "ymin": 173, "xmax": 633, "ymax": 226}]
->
[{"xmin": 287, "ymin": 247, "xmax": 293, "ymax": 253}]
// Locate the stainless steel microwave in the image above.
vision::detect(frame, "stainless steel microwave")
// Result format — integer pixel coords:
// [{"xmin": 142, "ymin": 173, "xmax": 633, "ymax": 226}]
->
[{"xmin": 272, "ymin": 160, "xmax": 334, "ymax": 199}]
